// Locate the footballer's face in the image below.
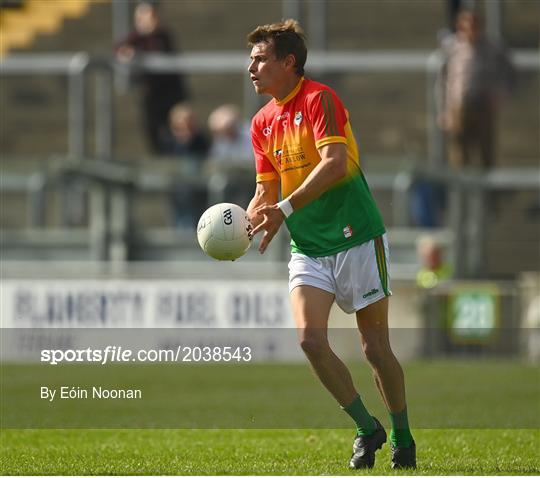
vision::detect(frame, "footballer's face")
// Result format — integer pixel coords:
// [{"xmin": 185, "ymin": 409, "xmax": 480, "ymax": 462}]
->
[{"xmin": 248, "ymin": 41, "xmax": 288, "ymax": 97}]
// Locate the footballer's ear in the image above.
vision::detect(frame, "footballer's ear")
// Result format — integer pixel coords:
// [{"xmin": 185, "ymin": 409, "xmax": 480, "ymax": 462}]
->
[{"xmin": 283, "ymin": 53, "xmax": 296, "ymax": 71}]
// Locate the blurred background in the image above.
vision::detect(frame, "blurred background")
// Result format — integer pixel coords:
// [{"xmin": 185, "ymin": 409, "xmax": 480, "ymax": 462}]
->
[{"xmin": 1, "ymin": 0, "xmax": 539, "ymax": 363}]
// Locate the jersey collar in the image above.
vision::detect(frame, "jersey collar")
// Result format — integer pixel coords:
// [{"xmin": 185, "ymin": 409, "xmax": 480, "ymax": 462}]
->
[{"xmin": 275, "ymin": 77, "xmax": 304, "ymax": 106}]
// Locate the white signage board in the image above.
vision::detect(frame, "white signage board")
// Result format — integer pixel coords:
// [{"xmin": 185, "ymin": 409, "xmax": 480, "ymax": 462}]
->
[{"xmin": 1, "ymin": 280, "xmax": 295, "ymax": 328}]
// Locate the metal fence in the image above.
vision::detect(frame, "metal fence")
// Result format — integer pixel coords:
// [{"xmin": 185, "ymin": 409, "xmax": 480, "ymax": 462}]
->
[
  {"xmin": 1, "ymin": 155, "xmax": 538, "ymax": 278},
  {"xmin": 1, "ymin": 50, "xmax": 538, "ymax": 161},
  {"xmin": 1, "ymin": 50, "xmax": 539, "ymax": 277}
]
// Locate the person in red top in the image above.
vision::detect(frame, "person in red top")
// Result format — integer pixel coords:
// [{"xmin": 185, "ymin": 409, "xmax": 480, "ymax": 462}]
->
[{"xmin": 246, "ymin": 20, "xmax": 415, "ymax": 470}]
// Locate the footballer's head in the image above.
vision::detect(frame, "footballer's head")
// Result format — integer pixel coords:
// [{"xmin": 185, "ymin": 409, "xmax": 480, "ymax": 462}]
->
[{"xmin": 247, "ymin": 19, "xmax": 307, "ymax": 97}]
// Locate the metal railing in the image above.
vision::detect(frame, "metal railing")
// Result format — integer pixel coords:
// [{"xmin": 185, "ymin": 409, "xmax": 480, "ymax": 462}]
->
[
  {"xmin": 0, "ymin": 53, "xmax": 115, "ymax": 158},
  {"xmin": 1, "ymin": 49, "xmax": 538, "ymax": 161},
  {"xmin": 1, "ymin": 50, "xmax": 538, "ymax": 277},
  {"xmin": 2, "ymin": 157, "xmax": 538, "ymax": 278}
]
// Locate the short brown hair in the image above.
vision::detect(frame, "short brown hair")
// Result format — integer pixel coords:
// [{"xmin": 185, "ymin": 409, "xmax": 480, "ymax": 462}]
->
[{"xmin": 247, "ymin": 19, "xmax": 307, "ymax": 76}]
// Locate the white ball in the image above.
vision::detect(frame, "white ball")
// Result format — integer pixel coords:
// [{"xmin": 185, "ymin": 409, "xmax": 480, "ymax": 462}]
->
[{"xmin": 197, "ymin": 203, "xmax": 253, "ymax": 261}]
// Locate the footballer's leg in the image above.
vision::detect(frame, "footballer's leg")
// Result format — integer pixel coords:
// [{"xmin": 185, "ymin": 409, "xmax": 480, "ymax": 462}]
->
[
  {"xmin": 290, "ymin": 285, "xmax": 384, "ymax": 469},
  {"xmin": 356, "ymin": 298, "xmax": 405, "ymax": 411},
  {"xmin": 291, "ymin": 285, "xmax": 356, "ymax": 405},
  {"xmin": 356, "ymin": 298, "xmax": 416, "ymax": 469}
]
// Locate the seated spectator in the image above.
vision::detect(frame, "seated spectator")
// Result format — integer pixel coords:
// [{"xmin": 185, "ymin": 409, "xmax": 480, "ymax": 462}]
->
[
  {"xmin": 164, "ymin": 103, "xmax": 210, "ymax": 158},
  {"xmin": 416, "ymin": 234, "xmax": 452, "ymax": 289},
  {"xmin": 163, "ymin": 104, "xmax": 210, "ymax": 229},
  {"xmin": 207, "ymin": 104, "xmax": 254, "ymax": 207},
  {"xmin": 207, "ymin": 104, "xmax": 252, "ymax": 164}
]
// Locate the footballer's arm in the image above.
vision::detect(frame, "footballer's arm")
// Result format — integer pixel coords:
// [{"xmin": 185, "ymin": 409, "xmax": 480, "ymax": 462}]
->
[
  {"xmin": 287, "ymin": 142, "xmax": 348, "ymax": 211},
  {"xmin": 252, "ymin": 143, "xmax": 348, "ymax": 253},
  {"xmin": 246, "ymin": 180, "xmax": 279, "ymax": 228}
]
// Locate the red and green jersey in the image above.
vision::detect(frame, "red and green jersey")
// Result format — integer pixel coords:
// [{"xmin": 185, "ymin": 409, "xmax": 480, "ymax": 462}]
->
[{"xmin": 251, "ymin": 77, "xmax": 385, "ymax": 257}]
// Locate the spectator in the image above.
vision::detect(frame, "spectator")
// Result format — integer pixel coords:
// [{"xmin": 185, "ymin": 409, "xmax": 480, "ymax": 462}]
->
[
  {"xmin": 416, "ymin": 234, "xmax": 453, "ymax": 358},
  {"xmin": 207, "ymin": 104, "xmax": 252, "ymax": 163},
  {"xmin": 164, "ymin": 104, "xmax": 210, "ymax": 228},
  {"xmin": 437, "ymin": 9, "xmax": 515, "ymax": 170},
  {"xmin": 416, "ymin": 234, "xmax": 452, "ymax": 289},
  {"xmin": 207, "ymin": 104, "xmax": 254, "ymax": 207},
  {"xmin": 446, "ymin": 0, "xmax": 466, "ymax": 32},
  {"xmin": 164, "ymin": 103, "xmax": 210, "ymax": 158},
  {"xmin": 410, "ymin": 178, "xmax": 445, "ymax": 228},
  {"xmin": 115, "ymin": 1, "xmax": 188, "ymax": 154}
]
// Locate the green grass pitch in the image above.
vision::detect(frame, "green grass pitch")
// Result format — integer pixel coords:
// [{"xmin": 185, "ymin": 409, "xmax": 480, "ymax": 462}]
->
[
  {"xmin": 1, "ymin": 360, "xmax": 539, "ymax": 475},
  {"xmin": 1, "ymin": 428, "xmax": 538, "ymax": 475}
]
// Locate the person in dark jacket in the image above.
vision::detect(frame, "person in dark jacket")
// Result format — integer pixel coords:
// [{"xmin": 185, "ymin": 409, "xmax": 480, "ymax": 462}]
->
[{"xmin": 116, "ymin": 1, "xmax": 188, "ymax": 154}]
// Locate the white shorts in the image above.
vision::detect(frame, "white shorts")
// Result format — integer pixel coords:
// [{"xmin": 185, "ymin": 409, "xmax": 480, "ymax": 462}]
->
[{"xmin": 288, "ymin": 234, "xmax": 392, "ymax": 314}]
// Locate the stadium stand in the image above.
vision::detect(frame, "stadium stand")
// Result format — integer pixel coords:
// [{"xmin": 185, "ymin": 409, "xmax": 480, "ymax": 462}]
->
[
  {"xmin": 0, "ymin": 0, "xmax": 107, "ymax": 57},
  {"xmin": 0, "ymin": 0, "xmax": 24, "ymax": 8},
  {"xmin": 2, "ymin": 1, "xmax": 538, "ymax": 159},
  {"xmin": 0, "ymin": 0, "xmax": 538, "ymax": 279}
]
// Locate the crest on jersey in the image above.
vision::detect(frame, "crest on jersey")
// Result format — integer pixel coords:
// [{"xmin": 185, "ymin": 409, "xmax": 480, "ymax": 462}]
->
[{"xmin": 294, "ymin": 111, "xmax": 303, "ymax": 126}]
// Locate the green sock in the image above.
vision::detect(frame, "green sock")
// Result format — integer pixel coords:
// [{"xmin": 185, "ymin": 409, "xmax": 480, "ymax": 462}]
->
[
  {"xmin": 389, "ymin": 407, "xmax": 414, "ymax": 447},
  {"xmin": 342, "ymin": 395, "xmax": 376, "ymax": 436}
]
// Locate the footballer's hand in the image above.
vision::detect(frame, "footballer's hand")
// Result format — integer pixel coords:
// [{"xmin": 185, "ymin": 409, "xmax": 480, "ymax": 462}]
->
[
  {"xmin": 251, "ymin": 204, "xmax": 285, "ymax": 253},
  {"xmin": 246, "ymin": 209, "xmax": 261, "ymax": 230}
]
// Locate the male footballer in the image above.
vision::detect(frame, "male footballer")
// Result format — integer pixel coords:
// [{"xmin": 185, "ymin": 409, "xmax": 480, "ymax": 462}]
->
[{"xmin": 245, "ymin": 20, "xmax": 416, "ymax": 469}]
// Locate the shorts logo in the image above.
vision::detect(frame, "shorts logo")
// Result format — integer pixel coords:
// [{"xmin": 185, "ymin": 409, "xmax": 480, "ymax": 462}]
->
[
  {"xmin": 362, "ymin": 288, "xmax": 379, "ymax": 299},
  {"xmin": 343, "ymin": 225, "xmax": 353, "ymax": 238},
  {"xmin": 294, "ymin": 111, "xmax": 303, "ymax": 126}
]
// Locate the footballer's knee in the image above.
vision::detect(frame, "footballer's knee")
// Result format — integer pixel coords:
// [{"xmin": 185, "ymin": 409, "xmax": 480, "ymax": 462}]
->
[
  {"xmin": 362, "ymin": 340, "xmax": 392, "ymax": 369},
  {"xmin": 298, "ymin": 328, "xmax": 330, "ymax": 359}
]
